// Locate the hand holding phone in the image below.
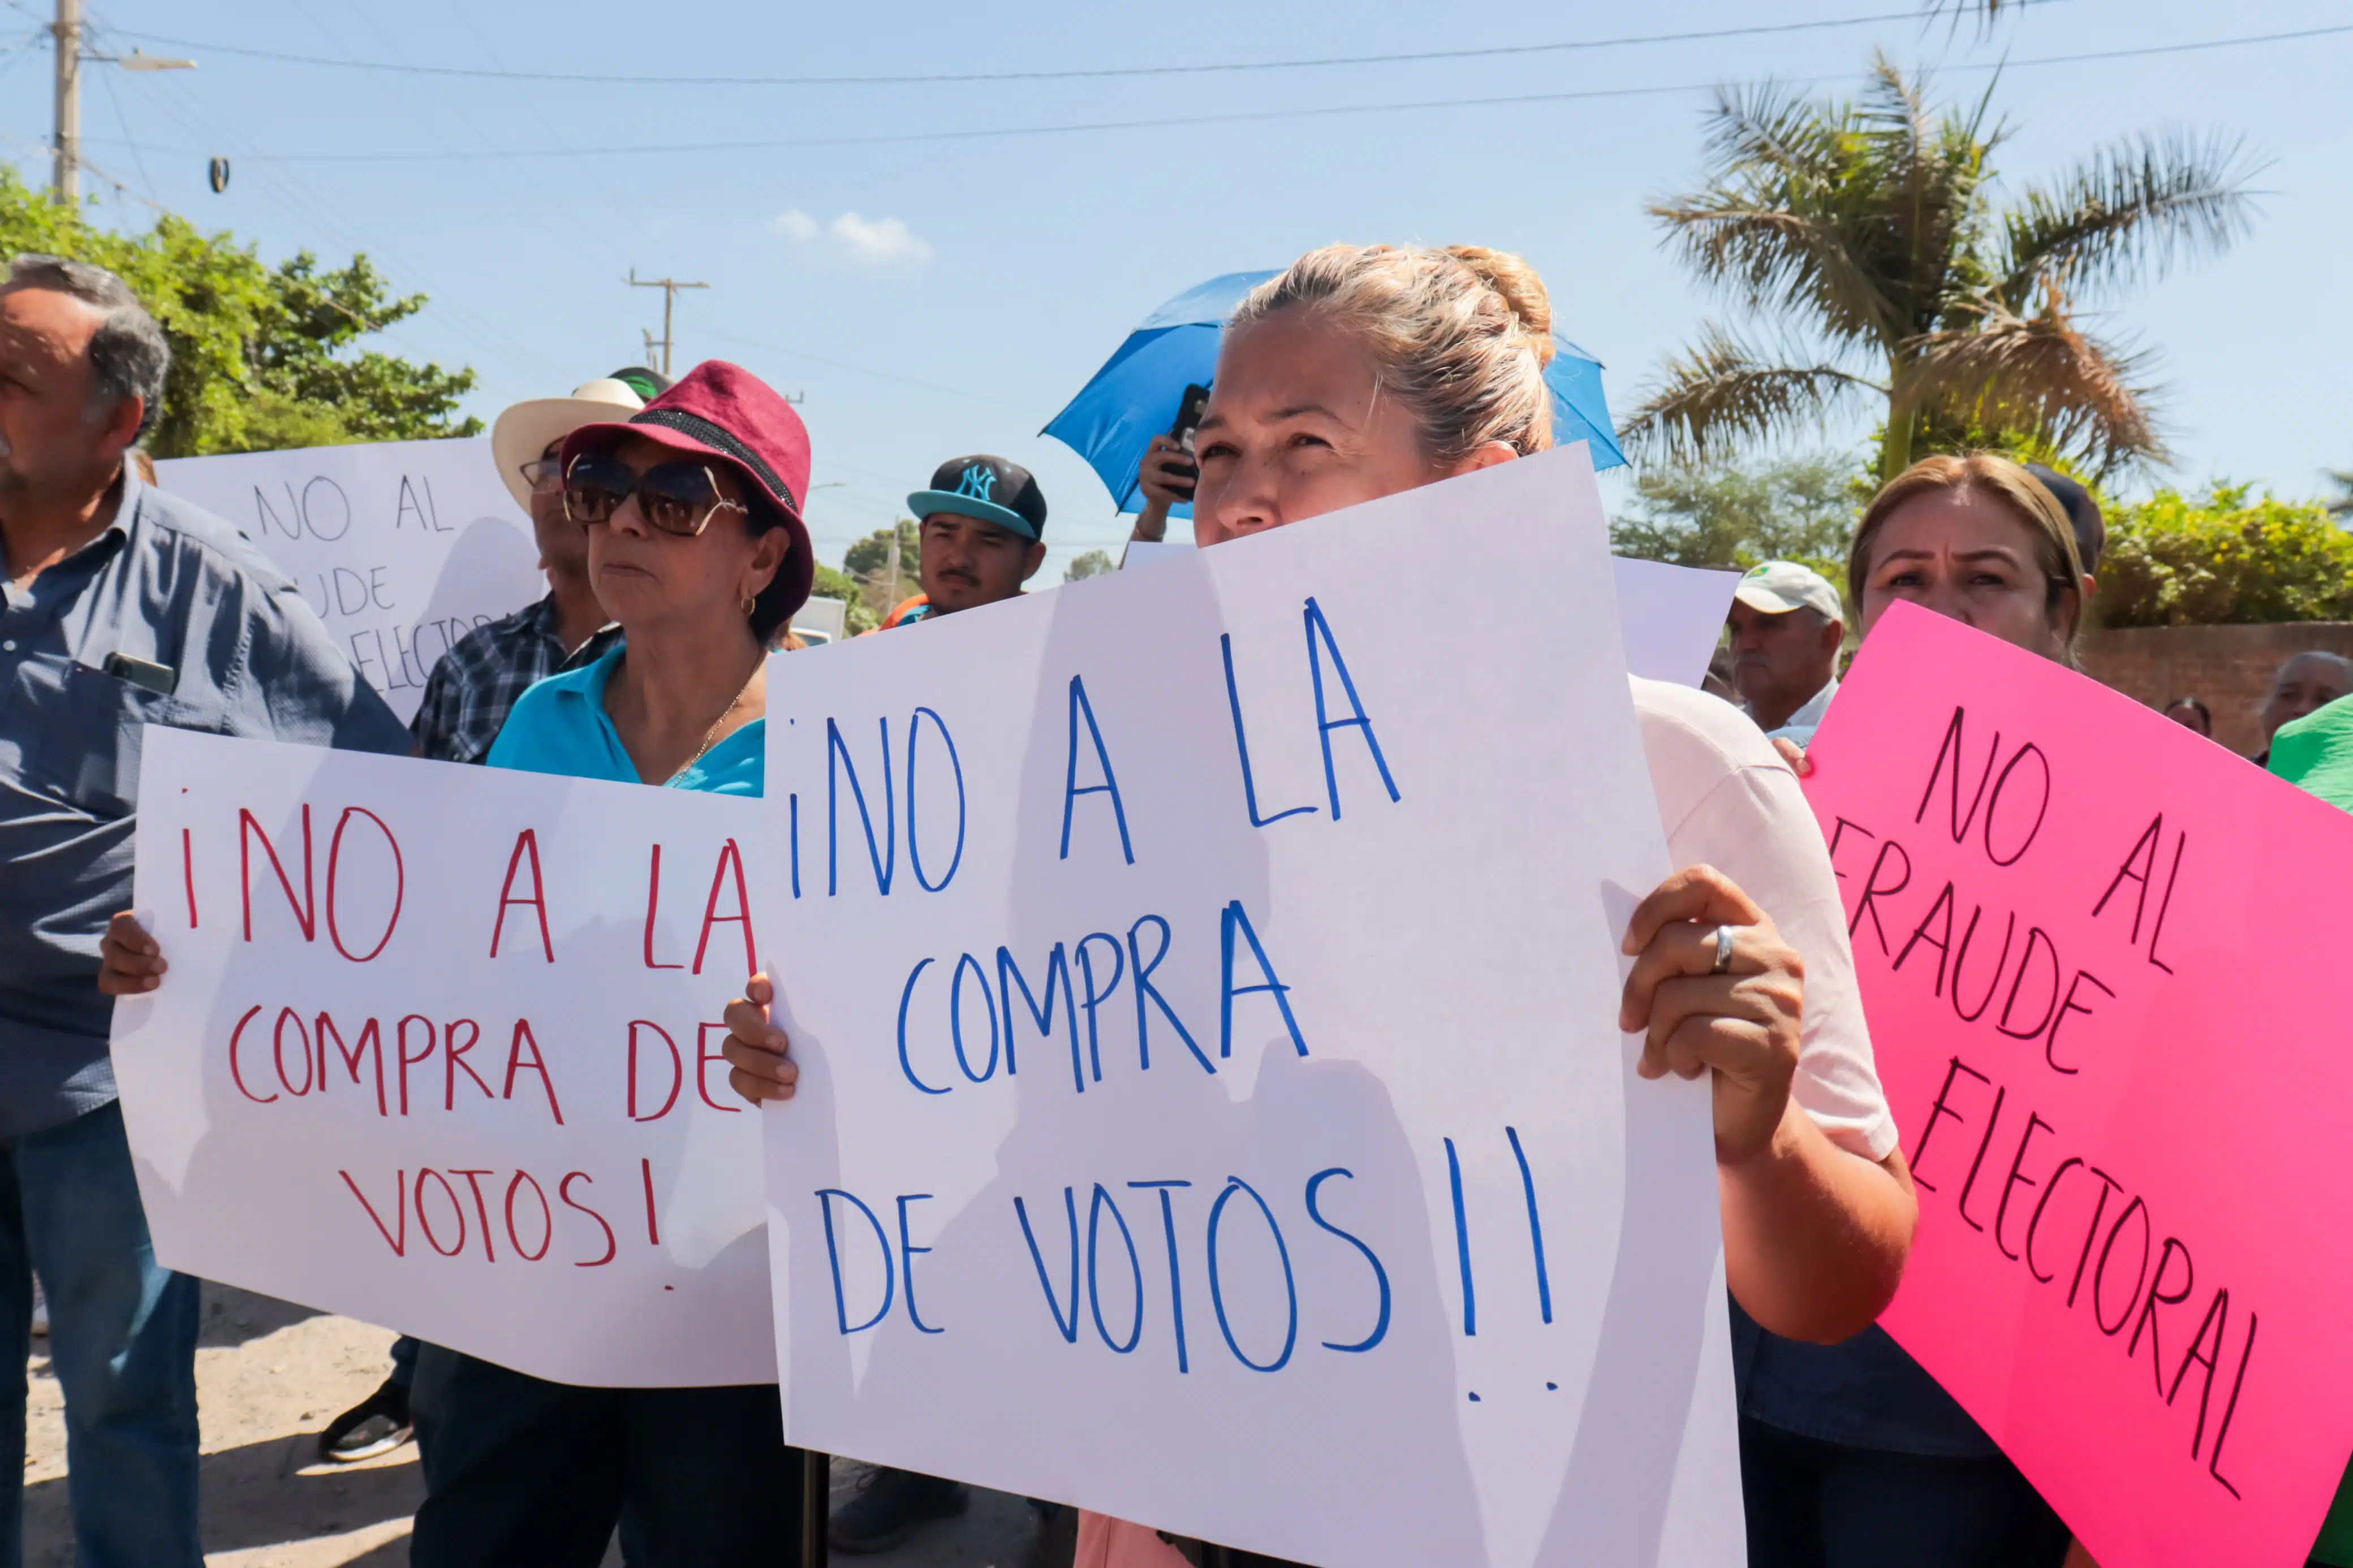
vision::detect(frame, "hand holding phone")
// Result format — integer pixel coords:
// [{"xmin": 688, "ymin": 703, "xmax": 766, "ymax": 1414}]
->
[{"xmin": 1159, "ymin": 382, "xmax": 1211, "ymax": 502}]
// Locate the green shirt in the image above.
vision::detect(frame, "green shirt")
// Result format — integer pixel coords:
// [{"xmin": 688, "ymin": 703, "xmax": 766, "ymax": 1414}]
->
[
  {"xmin": 2268, "ymin": 694, "xmax": 2353, "ymax": 815},
  {"xmin": 2275, "ymin": 694, "xmax": 2353, "ymax": 1563}
]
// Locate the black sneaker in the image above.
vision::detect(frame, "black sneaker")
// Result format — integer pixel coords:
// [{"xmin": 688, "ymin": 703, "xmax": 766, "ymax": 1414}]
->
[
  {"xmin": 829, "ymin": 1465, "xmax": 969, "ymax": 1555},
  {"xmin": 317, "ymin": 1378, "xmax": 412, "ymax": 1463}
]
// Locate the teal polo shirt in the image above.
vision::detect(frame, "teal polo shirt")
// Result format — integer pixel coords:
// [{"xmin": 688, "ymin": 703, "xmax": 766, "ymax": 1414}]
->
[{"xmin": 486, "ymin": 646, "xmax": 765, "ymax": 797}]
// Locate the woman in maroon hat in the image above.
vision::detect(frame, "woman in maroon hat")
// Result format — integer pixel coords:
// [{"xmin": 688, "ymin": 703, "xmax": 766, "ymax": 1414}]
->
[
  {"xmin": 409, "ymin": 360, "xmax": 817, "ymax": 1567},
  {"xmin": 97, "ymin": 360, "xmax": 821, "ymax": 1560}
]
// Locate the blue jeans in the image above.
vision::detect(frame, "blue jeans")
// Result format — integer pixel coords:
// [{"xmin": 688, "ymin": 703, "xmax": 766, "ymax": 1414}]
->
[{"xmin": 0, "ymin": 1100, "xmax": 200, "ymax": 1568}]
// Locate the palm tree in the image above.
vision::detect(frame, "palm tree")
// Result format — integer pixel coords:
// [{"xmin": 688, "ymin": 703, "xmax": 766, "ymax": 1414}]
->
[{"xmin": 1621, "ymin": 58, "xmax": 2260, "ymax": 482}]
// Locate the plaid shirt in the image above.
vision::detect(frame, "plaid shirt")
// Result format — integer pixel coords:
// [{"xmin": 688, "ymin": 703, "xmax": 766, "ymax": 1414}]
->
[{"xmin": 408, "ymin": 595, "xmax": 620, "ymax": 763}]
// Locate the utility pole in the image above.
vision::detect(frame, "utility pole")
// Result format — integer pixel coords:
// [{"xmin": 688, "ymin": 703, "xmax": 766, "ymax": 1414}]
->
[
  {"xmin": 627, "ymin": 271, "xmax": 708, "ymax": 377},
  {"xmin": 49, "ymin": 2, "xmax": 193, "ymax": 205},
  {"xmin": 51, "ymin": 0, "xmax": 80, "ymax": 204}
]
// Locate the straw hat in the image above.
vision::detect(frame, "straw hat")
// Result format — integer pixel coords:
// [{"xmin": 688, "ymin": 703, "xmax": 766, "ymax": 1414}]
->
[{"xmin": 489, "ymin": 377, "xmax": 652, "ymax": 512}]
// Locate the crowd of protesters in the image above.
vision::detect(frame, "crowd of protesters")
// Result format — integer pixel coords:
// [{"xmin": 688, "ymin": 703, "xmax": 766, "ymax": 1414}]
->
[{"xmin": 1, "ymin": 231, "xmax": 2347, "ymax": 1568}]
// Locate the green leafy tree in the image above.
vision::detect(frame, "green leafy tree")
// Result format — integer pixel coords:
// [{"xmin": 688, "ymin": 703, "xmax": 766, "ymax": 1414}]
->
[
  {"xmin": 1621, "ymin": 58, "xmax": 2258, "ymax": 482},
  {"xmin": 1064, "ymin": 548, "xmax": 1115, "ymax": 582},
  {"xmin": 0, "ymin": 167, "xmax": 479, "ymax": 456},
  {"xmin": 246, "ymin": 252, "xmax": 478, "ymax": 447},
  {"xmin": 2098, "ymin": 484, "xmax": 2353, "ymax": 627},
  {"xmin": 842, "ymin": 520, "xmax": 920, "ymax": 583},
  {"xmin": 1610, "ymin": 455, "xmax": 1860, "ymax": 580},
  {"xmin": 842, "ymin": 520, "xmax": 921, "ymax": 621},
  {"xmin": 808, "ymin": 563, "xmax": 876, "ymax": 636}
]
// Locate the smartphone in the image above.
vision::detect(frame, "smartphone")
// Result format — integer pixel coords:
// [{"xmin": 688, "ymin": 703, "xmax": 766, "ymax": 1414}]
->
[
  {"xmin": 104, "ymin": 651, "xmax": 177, "ymax": 696},
  {"xmin": 1162, "ymin": 382, "xmax": 1210, "ymax": 502}
]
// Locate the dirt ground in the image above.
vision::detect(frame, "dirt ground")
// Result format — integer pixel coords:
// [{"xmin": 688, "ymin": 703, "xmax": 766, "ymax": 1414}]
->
[
  {"xmin": 21, "ymin": 1282, "xmax": 1042, "ymax": 1567},
  {"xmin": 25, "ymin": 1283, "xmax": 422, "ymax": 1567}
]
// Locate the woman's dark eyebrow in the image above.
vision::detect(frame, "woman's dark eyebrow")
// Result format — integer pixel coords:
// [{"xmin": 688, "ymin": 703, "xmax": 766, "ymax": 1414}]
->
[{"xmin": 1876, "ymin": 547, "xmax": 2025, "ymax": 565}]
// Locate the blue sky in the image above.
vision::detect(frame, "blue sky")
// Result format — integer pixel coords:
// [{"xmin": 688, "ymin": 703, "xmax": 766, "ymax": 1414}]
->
[{"xmin": 3, "ymin": 0, "xmax": 2348, "ymax": 579}]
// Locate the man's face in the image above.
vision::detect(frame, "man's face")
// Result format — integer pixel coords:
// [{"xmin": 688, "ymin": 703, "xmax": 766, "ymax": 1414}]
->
[
  {"xmin": 530, "ymin": 438, "xmax": 591, "ymax": 581},
  {"xmin": 1725, "ymin": 599, "xmax": 1841, "ymax": 715},
  {"xmin": 919, "ymin": 512, "xmax": 1042, "ymax": 614},
  {"xmin": 2259, "ymin": 653, "xmax": 2353, "ymax": 742},
  {"xmin": 0, "ymin": 286, "xmax": 135, "ymax": 511}
]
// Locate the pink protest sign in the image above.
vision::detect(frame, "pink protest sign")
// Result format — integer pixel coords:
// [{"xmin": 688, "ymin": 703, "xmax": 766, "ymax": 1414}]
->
[{"xmin": 1802, "ymin": 602, "xmax": 2353, "ymax": 1568}]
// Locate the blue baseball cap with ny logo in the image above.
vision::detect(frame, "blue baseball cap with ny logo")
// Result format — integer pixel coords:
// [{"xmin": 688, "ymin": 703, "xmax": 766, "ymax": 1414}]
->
[{"xmin": 908, "ymin": 453, "xmax": 1048, "ymax": 541}]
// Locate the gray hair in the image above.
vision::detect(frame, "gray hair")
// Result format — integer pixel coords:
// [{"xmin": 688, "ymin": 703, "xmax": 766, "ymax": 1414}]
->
[
  {"xmin": 2273, "ymin": 650, "xmax": 2353, "ymax": 685},
  {"xmin": 5, "ymin": 254, "xmax": 171, "ymax": 438}
]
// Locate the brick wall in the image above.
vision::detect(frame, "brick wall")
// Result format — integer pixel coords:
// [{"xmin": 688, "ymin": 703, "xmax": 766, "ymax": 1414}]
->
[{"xmin": 2076, "ymin": 621, "xmax": 2353, "ymax": 757}]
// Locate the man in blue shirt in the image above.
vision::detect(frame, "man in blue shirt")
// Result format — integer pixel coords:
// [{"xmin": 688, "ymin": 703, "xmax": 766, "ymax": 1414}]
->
[{"xmin": 4, "ymin": 253, "xmax": 408, "ymax": 1565}]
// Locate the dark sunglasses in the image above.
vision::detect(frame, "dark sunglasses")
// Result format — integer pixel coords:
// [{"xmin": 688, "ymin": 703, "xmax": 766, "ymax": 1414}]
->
[{"xmin": 562, "ymin": 452, "xmax": 748, "ymax": 538}]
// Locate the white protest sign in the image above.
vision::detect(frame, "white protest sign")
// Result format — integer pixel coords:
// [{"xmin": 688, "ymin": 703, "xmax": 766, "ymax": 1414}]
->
[
  {"xmin": 153, "ymin": 437, "xmax": 543, "ymax": 722},
  {"xmin": 113, "ymin": 729, "xmax": 773, "ymax": 1386},
  {"xmin": 1127, "ymin": 541, "xmax": 1736, "ymax": 689},
  {"xmin": 761, "ymin": 447, "xmax": 1743, "ymax": 1567},
  {"xmin": 1610, "ymin": 559, "xmax": 1737, "ymax": 688}
]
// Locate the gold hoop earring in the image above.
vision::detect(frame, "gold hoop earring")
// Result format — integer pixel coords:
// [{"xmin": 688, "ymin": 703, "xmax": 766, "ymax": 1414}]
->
[{"xmin": 740, "ymin": 593, "xmax": 757, "ymax": 618}]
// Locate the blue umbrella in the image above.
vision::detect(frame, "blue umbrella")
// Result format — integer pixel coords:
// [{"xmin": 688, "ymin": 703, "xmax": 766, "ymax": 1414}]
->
[
  {"xmin": 1546, "ymin": 340, "xmax": 1629, "ymax": 473},
  {"xmin": 1044, "ymin": 270, "xmax": 1626, "ymax": 520}
]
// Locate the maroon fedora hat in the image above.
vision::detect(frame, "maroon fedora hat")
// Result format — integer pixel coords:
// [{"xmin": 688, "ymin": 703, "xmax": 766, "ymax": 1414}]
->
[{"xmin": 559, "ymin": 360, "xmax": 815, "ymax": 621}]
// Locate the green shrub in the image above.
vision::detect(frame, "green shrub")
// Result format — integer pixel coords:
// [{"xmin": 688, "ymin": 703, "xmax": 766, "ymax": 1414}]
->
[{"xmin": 2098, "ymin": 484, "xmax": 2353, "ymax": 627}]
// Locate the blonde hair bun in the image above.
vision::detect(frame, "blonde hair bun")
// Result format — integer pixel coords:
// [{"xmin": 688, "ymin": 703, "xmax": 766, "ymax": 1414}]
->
[
  {"xmin": 1446, "ymin": 245, "xmax": 1555, "ymax": 368},
  {"xmin": 1231, "ymin": 243, "xmax": 1558, "ymax": 463}
]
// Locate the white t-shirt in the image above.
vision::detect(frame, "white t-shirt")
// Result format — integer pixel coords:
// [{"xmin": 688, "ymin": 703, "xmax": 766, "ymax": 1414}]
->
[{"xmin": 1632, "ymin": 676, "xmax": 1898, "ymax": 1163}]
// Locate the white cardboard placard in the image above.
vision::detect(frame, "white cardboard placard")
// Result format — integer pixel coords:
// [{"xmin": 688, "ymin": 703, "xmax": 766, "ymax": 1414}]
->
[
  {"xmin": 1128, "ymin": 541, "xmax": 1737, "ymax": 690},
  {"xmin": 1609, "ymin": 558, "xmax": 1738, "ymax": 689},
  {"xmin": 761, "ymin": 447, "xmax": 1743, "ymax": 1566},
  {"xmin": 113, "ymin": 731, "xmax": 774, "ymax": 1386},
  {"xmin": 153, "ymin": 437, "xmax": 542, "ymax": 722}
]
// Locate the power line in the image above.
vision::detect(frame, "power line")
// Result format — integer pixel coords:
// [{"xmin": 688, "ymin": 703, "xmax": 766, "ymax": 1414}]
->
[
  {"xmin": 0, "ymin": 31, "xmax": 42, "ymax": 81},
  {"xmin": 117, "ymin": 47, "xmax": 571, "ymax": 383},
  {"xmin": 114, "ymin": 6, "xmax": 2057, "ymax": 89},
  {"xmin": 426, "ymin": 0, "xmax": 673, "ymax": 273},
  {"xmin": 128, "ymin": 23, "xmax": 2353, "ymax": 165},
  {"xmin": 92, "ymin": 55, "xmax": 155, "ymax": 200},
  {"xmin": 698, "ymin": 329, "xmax": 1029, "ymax": 411}
]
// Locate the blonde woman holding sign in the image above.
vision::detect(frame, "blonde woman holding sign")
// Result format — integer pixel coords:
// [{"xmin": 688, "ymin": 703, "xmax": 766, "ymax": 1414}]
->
[{"xmin": 722, "ymin": 244, "xmax": 1918, "ymax": 1562}]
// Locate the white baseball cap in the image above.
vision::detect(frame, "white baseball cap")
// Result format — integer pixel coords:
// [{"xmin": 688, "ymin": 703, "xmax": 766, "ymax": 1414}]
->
[
  {"xmin": 1734, "ymin": 560, "xmax": 1845, "ymax": 623},
  {"xmin": 489, "ymin": 378, "xmax": 650, "ymax": 512}
]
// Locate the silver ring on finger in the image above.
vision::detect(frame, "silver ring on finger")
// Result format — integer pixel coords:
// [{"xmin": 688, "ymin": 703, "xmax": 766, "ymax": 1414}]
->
[{"xmin": 1709, "ymin": 924, "xmax": 1736, "ymax": 975}]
